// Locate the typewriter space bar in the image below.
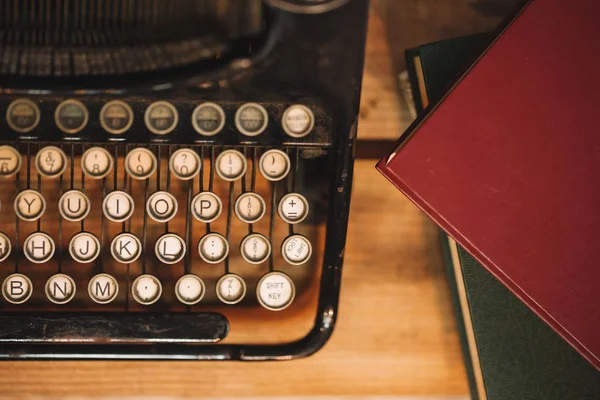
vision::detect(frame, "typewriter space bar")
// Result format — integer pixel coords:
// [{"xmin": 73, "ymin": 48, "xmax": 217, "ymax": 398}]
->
[{"xmin": 0, "ymin": 313, "xmax": 229, "ymax": 344}]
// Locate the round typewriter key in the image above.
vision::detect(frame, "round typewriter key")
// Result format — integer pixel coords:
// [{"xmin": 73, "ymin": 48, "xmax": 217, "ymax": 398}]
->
[
  {"xmin": 256, "ymin": 271, "xmax": 296, "ymax": 311},
  {"xmin": 103, "ymin": 191, "xmax": 134, "ymax": 222},
  {"xmin": 198, "ymin": 232, "xmax": 229, "ymax": 264},
  {"xmin": 281, "ymin": 234, "xmax": 312, "ymax": 265},
  {"xmin": 59, "ymin": 190, "xmax": 91, "ymax": 222},
  {"xmin": 6, "ymin": 98, "xmax": 40, "ymax": 133},
  {"xmin": 2, "ymin": 273, "xmax": 33, "ymax": 305},
  {"xmin": 81, "ymin": 147, "xmax": 114, "ymax": 179},
  {"xmin": 234, "ymin": 192, "xmax": 266, "ymax": 224},
  {"xmin": 132, "ymin": 274, "xmax": 162, "ymax": 305},
  {"xmin": 35, "ymin": 145, "xmax": 67, "ymax": 178},
  {"xmin": 146, "ymin": 191, "xmax": 178, "ymax": 223},
  {"xmin": 55, "ymin": 99, "xmax": 88, "ymax": 134},
  {"xmin": 169, "ymin": 148, "xmax": 201, "ymax": 180},
  {"xmin": 155, "ymin": 233, "xmax": 186, "ymax": 264},
  {"xmin": 24, "ymin": 232, "xmax": 55, "ymax": 264},
  {"xmin": 0, "ymin": 146, "xmax": 22, "ymax": 178},
  {"xmin": 145, "ymin": 101, "xmax": 178, "ymax": 135},
  {"xmin": 100, "ymin": 100, "xmax": 134, "ymax": 135},
  {"xmin": 191, "ymin": 192, "xmax": 222, "ymax": 223},
  {"xmin": 69, "ymin": 232, "xmax": 101, "ymax": 264},
  {"xmin": 125, "ymin": 148, "xmax": 157, "ymax": 180},
  {"xmin": 235, "ymin": 103, "xmax": 268, "ymax": 136},
  {"xmin": 110, "ymin": 232, "xmax": 142, "ymax": 264},
  {"xmin": 216, "ymin": 273, "xmax": 247, "ymax": 305},
  {"xmin": 0, "ymin": 232, "xmax": 11, "ymax": 262},
  {"xmin": 175, "ymin": 274, "xmax": 206, "ymax": 305},
  {"xmin": 282, "ymin": 104, "xmax": 314, "ymax": 138},
  {"xmin": 259, "ymin": 149, "xmax": 291, "ymax": 181},
  {"xmin": 240, "ymin": 233, "xmax": 271, "ymax": 264},
  {"xmin": 14, "ymin": 189, "xmax": 46, "ymax": 222},
  {"xmin": 192, "ymin": 102, "xmax": 226, "ymax": 136},
  {"xmin": 215, "ymin": 149, "xmax": 247, "ymax": 181},
  {"xmin": 45, "ymin": 273, "xmax": 76, "ymax": 305},
  {"xmin": 88, "ymin": 273, "xmax": 119, "ymax": 305},
  {"xmin": 278, "ymin": 193, "xmax": 309, "ymax": 224}
]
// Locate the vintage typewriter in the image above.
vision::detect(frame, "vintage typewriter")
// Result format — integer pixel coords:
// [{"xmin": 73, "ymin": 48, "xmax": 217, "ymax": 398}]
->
[{"xmin": 0, "ymin": 0, "xmax": 368, "ymax": 360}]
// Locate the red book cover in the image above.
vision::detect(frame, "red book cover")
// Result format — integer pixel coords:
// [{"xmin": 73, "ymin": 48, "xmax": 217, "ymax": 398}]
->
[{"xmin": 377, "ymin": 0, "xmax": 600, "ymax": 370}]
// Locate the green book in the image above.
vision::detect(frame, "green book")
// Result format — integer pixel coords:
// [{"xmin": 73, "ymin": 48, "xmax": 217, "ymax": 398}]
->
[{"xmin": 406, "ymin": 35, "xmax": 600, "ymax": 400}]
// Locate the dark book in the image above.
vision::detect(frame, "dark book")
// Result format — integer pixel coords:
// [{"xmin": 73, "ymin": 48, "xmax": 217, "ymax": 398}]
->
[
  {"xmin": 406, "ymin": 33, "xmax": 600, "ymax": 399},
  {"xmin": 378, "ymin": 0, "xmax": 600, "ymax": 369}
]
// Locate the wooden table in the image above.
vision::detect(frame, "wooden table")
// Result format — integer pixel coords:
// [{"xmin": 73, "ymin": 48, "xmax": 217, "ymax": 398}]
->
[{"xmin": 0, "ymin": 5, "xmax": 492, "ymax": 398}]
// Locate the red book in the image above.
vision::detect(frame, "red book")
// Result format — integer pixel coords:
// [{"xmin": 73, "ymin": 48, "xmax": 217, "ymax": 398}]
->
[{"xmin": 377, "ymin": 0, "xmax": 600, "ymax": 370}]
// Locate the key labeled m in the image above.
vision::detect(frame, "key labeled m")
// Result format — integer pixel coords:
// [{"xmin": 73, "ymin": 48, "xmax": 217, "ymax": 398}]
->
[{"xmin": 95, "ymin": 281, "xmax": 111, "ymax": 298}]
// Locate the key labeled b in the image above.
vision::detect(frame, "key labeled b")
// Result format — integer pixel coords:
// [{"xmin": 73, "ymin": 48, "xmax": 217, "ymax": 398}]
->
[{"xmin": 2, "ymin": 273, "xmax": 33, "ymax": 304}]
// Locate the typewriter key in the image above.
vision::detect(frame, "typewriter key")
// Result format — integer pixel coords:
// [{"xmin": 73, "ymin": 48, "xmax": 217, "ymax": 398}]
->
[
  {"xmin": 259, "ymin": 149, "xmax": 291, "ymax": 181},
  {"xmin": 45, "ymin": 273, "xmax": 76, "ymax": 305},
  {"xmin": 256, "ymin": 271, "xmax": 296, "ymax": 311},
  {"xmin": 55, "ymin": 99, "xmax": 88, "ymax": 134},
  {"xmin": 234, "ymin": 192, "xmax": 266, "ymax": 224},
  {"xmin": 198, "ymin": 232, "xmax": 229, "ymax": 264},
  {"xmin": 14, "ymin": 189, "xmax": 46, "ymax": 221},
  {"xmin": 278, "ymin": 193, "xmax": 309, "ymax": 224},
  {"xmin": 216, "ymin": 273, "xmax": 246, "ymax": 305},
  {"xmin": 0, "ymin": 232, "xmax": 11, "ymax": 262},
  {"xmin": 125, "ymin": 148, "xmax": 157, "ymax": 180},
  {"xmin": 0, "ymin": 146, "xmax": 22, "ymax": 178},
  {"xmin": 169, "ymin": 148, "xmax": 201, "ymax": 180},
  {"xmin": 240, "ymin": 233, "xmax": 271, "ymax": 264},
  {"xmin": 281, "ymin": 234, "xmax": 312, "ymax": 265},
  {"xmin": 192, "ymin": 102, "xmax": 226, "ymax": 136},
  {"xmin": 175, "ymin": 274, "xmax": 206, "ymax": 305},
  {"xmin": 132, "ymin": 274, "xmax": 162, "ymax": 305},
  {"xmin": 146, "ymin": 191, "xmax": 178, "ymax": 223},
  {"xmin": 35, "ymin": 146, "xmax": 67, "ymax": 178},
  {"xmin": 215, "ymin": 149, "xmax": 247, "ymax": 181},
  {"xmin": 2, "ymin": 273, "xmax": 33, "ymax": 305},
  {"xmin": 191, "ymin": 192, "xmax": 222, "ymax": 223},
  {"xmin": 103, "ymin": 191, "xmax": 135, "ymax": 222},
  {"xmin": 145, "ymin": 101, "xmax": 178, "ymax": 135},
  {"xmin": 69, "ymin": 232, "xmax": 101, "ymax": 264},
  {"xmin": 235, "ymin": 103, "xmax": 268, "ymax": 136},
  {"xmin": 88, "ymin": 273, "xmax": 119, "ymax": 305},
  {"xmin": 155, "ymin": 233, "xmax": 186, "ymax": 264},
  {"xmin": 100, "ymin": 100, "xmax": 134, "ymax": 135},
  {"xmin": 24, "ymin": 232, "xmax": 55, "ymax": 264},
  {"xmin": 110, "ymin": 233, "xmax": 142, "ymax": 264},
  {"xmin": 282, "ymin": 104, "xmax": 314, "ymax": 138},
  {"xmin": 81, "ymin": 147, "xmax": 114, "ymax": 179},
  {"xmin": 6, "ymin": 98, "xmax": 40, "ymax": 133},
  {"xmin": 58, "ymin": 190, "xmax": 91, "ymax": 222}
]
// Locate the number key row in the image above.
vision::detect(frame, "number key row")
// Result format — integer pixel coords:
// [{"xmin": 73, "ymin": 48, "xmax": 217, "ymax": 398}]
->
[{"xmin": 0, "ymin": 145, "xmax": 293, "ymax": 182}]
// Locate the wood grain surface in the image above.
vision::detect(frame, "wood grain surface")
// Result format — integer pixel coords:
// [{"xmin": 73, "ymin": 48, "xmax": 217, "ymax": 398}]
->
[{"xmin": 0, "ymin": 3, "xmax": 503, "ymax": 397}]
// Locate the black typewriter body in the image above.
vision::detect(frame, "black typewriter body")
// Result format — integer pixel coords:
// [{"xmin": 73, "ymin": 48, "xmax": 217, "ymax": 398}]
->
[{"xmin": 0, "ymin": 0, "xmax": 368, "ymax": 360}]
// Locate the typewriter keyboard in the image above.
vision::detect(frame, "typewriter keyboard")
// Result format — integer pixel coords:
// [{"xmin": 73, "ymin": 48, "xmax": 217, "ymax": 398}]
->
[{"xmin": 0, "ymin": 98, "xmax": 331, "ymax": 345}]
